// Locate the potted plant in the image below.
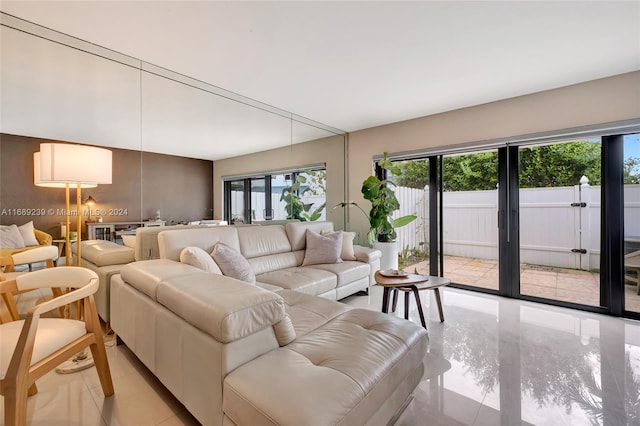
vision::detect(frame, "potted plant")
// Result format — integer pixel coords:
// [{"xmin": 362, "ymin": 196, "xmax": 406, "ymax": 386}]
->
[{"xmin": 338, "ymin": 153, "xmax": 416, "ymax": 269}]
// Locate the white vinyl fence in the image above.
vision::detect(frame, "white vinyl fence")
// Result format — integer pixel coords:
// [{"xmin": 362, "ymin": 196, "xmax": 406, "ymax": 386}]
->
[{"xmin": 395, "ymin": 182, "xmax": 640, "ymax": 271}]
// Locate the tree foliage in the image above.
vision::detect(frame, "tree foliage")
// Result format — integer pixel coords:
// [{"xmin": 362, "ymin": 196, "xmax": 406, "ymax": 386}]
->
[
  {"xmin": 624, "ymin": 157, "xmax": 640, "ymax": 184},
  {"xmin": 391, "ymin": 141, "xmax": 640, "ymax": 191},
  {"xmin": 519, "ymin": 142, "xmax": 600, "ymax": 188},
  {"xmin": 281, "ymin": 174, "xmax": 325, "ymax": 221}
]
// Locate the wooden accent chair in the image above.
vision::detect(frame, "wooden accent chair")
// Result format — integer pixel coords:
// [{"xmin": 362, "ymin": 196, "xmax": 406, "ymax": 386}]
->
[
  {"xmin": 0, "ymin": 267, "xmax": 114, "ymax": 425},
  {"xmin": 0, "ymin": 229, "xmax": 54, "ymax": 272},
  {"xmin": 0, "ymin": 245, "xmax": 62, "ymax": 320}
]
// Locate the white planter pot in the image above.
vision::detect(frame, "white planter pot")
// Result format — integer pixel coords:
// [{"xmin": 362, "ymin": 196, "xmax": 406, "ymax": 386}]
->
[{"xmin": 373, "ymin": 241, "xmax": 398, "ymax": 270}]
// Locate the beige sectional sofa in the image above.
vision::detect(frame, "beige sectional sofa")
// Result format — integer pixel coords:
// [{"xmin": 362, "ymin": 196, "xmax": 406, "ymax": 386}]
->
[
  {"xmin": 110, "ymin": 221, "xmax": 427, "ymax": 425},
  {"xmin": 157, "ymin": 221, "xmax": 381, "ymax": 298}
]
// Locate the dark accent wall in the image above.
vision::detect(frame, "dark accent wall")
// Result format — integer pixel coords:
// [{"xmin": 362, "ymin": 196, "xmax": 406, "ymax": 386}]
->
[{"xmin": 0, "ymin": 133, "xmax": 213, "ymax": 238}]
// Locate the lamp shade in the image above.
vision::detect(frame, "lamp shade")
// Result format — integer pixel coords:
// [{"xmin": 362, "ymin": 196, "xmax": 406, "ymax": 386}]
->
[
  {"xmin": 38, "ymin": 143, "xmax": 112, "ymax": 185},
  {"xmin": 34, "ymin": 152, "xmax": 97, "ymax": 188},
  {"xmin": 84, "ymin": 195, "xmax": 97, "ymax": 205}
]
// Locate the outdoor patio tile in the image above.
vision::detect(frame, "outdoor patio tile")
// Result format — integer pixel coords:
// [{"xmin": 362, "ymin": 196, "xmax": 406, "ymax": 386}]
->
[
  {"xmin": 520, "ymin": 268, "xmax": 558, "ymax": 277},
  {"xmin": 520, "ymin": 274, "xmax": 557, "ymax": 288}
]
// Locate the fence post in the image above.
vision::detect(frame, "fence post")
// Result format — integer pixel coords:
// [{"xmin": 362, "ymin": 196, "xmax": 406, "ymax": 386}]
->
[{"xmin": 580, "ymin": 175, "xmax": 591, "ymax": 270}]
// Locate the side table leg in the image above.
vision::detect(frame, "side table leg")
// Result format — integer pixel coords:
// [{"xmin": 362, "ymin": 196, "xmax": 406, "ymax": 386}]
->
[
  {"xmin": 434, "ymin": 288, "xmax": 445, "ymax": 322},
  {"xmin": 381, "ymin": 287, "xmax": 391, "ymax": 314},
  {"xmin": 404, "ymin": 291, "xmax": 410, "ymax": 320},
  {"xmin": 391, "ymin": 289, "xmax": 399, "ymax": 312},
  {"xmin": 411, "ymin": 286, "xmax": 426, "ymax": 329}
]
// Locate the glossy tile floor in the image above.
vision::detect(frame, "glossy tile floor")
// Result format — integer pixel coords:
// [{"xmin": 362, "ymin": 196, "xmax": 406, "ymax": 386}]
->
[{"xmin": 3, "ymin": 285, "xmax": 640, "ymax": 425}]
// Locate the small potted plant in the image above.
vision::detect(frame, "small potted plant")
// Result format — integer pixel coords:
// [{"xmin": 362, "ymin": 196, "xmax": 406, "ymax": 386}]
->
[{"xmin": 338, "ymin": 153, "xmax": 416, "ymax": 269}]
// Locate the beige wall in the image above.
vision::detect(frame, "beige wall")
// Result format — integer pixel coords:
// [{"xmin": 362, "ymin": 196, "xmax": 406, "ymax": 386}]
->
[
  {"xmin": 347, "ymin": 71, "xmax": 640, "ymax": 239},
  {"xmin": 213, "ymin": 135, "xmax": 346, "ymax": 228},
  {"xmin": 0, "ymin": 134, "xmax": 213, "ymax": 238}
]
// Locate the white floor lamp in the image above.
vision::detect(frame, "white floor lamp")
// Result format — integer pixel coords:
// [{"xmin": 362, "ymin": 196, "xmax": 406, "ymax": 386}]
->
[{"xmin": 34, "ymin": 142, "xmax": 112, "ymax": 373}]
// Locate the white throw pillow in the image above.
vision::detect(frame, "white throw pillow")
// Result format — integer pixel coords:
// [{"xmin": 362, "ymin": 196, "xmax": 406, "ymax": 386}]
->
[
  {"xmin": 18, "ymin": 221, "xmax": 39, "ymax": 246},
  {"xmin": 302, "ymin": 229, "xmax": 343, "ymax": 266},
  {"xmin": 0, "ymin": 224, "xmax": 26, "ymax": 249},
  {"xmin": 180, "ymin": 246, "xmax": 223, "ymax": 274},
  {"xmin": 210, "ymin": 242, "xmax": 255, "ymax": 283},
  {"xmin": 321, "ymin": 230, "xmax": 357, "ymax": 261}
]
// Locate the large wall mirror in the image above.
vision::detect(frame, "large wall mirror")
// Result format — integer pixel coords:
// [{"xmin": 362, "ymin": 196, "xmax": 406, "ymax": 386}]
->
[{"xmin": 0, "ymin": 12, "xmax": 346, "ymax": 238}]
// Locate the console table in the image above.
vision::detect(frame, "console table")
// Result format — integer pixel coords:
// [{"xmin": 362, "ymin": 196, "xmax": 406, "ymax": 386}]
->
[{"xmin": 87, "ymin": 221, "xmax": 165, "ymax": 242}]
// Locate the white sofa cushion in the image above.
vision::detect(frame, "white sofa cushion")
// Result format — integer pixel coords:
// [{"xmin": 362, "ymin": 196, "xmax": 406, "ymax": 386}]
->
[
  {"xmin": 279, "ymin": 290, "xmax": 351, "ymax": 336},
  {"xmin": 306, "ymin": 261, "xmax": 371, "ymax": 287},
  {"xmin": 237, "ymin": 225, "xmax": 291, "ymax": 259},
  {"xmin": 256, "ymin": 267, "xmax": 337, "ymax": 295},
  {"xmin": 73, "ymin": 240, "xmax": 135, "ymax": 266},
  {"xmin": 248, "ymin": 252, "xmax": 300, "ymax": 276}
]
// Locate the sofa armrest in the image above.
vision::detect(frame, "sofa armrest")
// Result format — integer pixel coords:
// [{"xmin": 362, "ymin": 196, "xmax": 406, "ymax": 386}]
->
[
  {"xmin": 34, "ymin": 229, "xmax": 52, "ymax": 246},
  {"xmin": 353, "ymin": 245, "xmax": 382, "ymax": 264}
]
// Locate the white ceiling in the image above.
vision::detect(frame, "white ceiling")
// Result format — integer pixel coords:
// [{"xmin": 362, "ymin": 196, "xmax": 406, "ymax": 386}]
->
[{"xmin": 1, "ymin": 1, "xmax": 639, "ymax": 159}]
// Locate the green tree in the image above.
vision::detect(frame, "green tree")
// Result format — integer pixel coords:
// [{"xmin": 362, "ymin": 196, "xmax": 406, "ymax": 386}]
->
[
  {"xmin": 393, "ymin": 141, "xmax": 614, "ymax": 191},
  {"xmin": 443, "ymin": 152, "xmax": 498, "ymax": 191},
  {"xmin": 624, "ymin": 157, "xmax": 640, "ymax": 184},
  {"xmin": 390, "ymin": 160, "xmax": 429, "ymax": 189},
  {"xmin": 519, "ymin": 142, "xmax": 601, "ymax": 188}
]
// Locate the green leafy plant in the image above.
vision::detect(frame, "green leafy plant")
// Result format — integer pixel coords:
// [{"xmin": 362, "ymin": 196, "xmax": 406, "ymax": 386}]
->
[
  {"xmin": 281, "ymin": 175, "xmax": 325, "ymax": 221},
  {"xmin": 337, "ymin": 152, "xmax": 416, "ymax": 244}
]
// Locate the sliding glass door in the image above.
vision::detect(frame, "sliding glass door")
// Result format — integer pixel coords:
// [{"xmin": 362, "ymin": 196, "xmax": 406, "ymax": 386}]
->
[
  {"xmin": 388, "ymin": 129, "xmax": 639, "ymax": 318},
  {"xmin": 518, "ymin": 140, "xmax": 602, "ymax": 307},
  {"xmin": 441, "ymin": 151, "xmax": 500, "ymax": 291}
]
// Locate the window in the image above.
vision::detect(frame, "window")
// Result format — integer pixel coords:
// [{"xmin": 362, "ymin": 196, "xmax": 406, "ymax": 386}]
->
[{"xmin": 224, "ymin": 166, "xmax": 326, "ymax": 224}]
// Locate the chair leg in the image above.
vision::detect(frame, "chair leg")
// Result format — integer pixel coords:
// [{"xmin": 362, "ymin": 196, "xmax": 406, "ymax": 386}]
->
[
  {"xmin": 86, "ymin": 299, "xmax": 114, "ymax": 397},
  {"xmin": 89, "ymin": 341, "xmax": 114, "ymax": 396},
  {"xmin": 5, "ymin": 381, "xmax": 29, "ymax": 426}
]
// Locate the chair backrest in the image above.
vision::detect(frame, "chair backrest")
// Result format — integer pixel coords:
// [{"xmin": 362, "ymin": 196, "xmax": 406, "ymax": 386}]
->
[{"xmin": 14, "ymin": 266, "xmax": 97, "ymax": 292}]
